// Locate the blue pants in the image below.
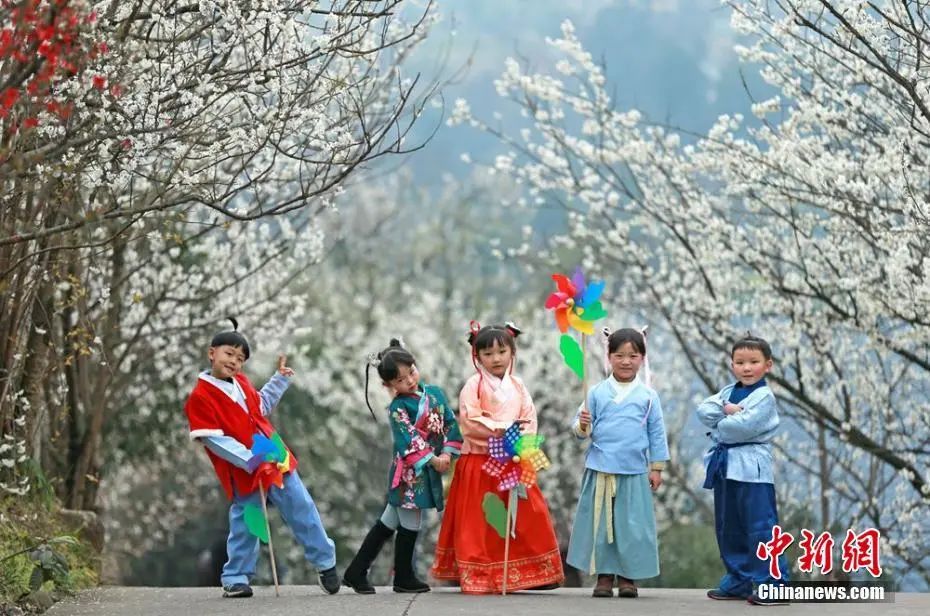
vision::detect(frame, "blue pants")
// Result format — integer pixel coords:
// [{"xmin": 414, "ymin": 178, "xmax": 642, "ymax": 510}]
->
[
  {"xmin": 714, "ymin": 479, "xmax": 788, "ymax": 597},
  {"xmin": 222, "ymin": 470, "xmax": 336, "ymax": 586}
]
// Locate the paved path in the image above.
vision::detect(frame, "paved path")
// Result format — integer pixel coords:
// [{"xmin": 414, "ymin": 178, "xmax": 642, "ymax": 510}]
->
[{"xmin": 45, "ymin": 586, "xmax": 929, "ymax": 616}]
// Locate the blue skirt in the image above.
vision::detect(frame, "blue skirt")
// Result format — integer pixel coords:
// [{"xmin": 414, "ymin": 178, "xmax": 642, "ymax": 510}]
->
[{"xmin": 566, "ymin": 469, "xmax": 659, "ymax": 579}]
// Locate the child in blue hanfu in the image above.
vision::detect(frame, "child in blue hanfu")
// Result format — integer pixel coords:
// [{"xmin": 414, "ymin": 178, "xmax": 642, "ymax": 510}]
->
[
  {"xmin": 566, "ymin": 328, "xmax": 669, "ymax": 598},
  {"xmin": 342, "ymin": 338, "xmax": 462, "ymax": 594},
  {"xmin": 696, "ymin": 334, "xmax": 789, "ymax": 606}
]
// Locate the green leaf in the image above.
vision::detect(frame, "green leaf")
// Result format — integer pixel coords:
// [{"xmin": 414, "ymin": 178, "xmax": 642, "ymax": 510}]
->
[
  {"xmin": 559, "ymin": 334, "xmax": 584, "ymax": 380},
  {"xmin": 482, "ymin": 492, "xmax": 508, "ymax": 539},
  {"xmin": 243, "ymin": 504, "xmax": 269, "ymax": 543},
  {"xmin": 580, "ymin": 301, "xmax": 607, "ymax": 321},
  {"xmin": 47, "ymin": 536, "xmax": 78, "ymax": 546}
]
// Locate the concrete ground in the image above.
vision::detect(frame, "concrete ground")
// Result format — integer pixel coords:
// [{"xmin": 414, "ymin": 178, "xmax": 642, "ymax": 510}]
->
[{"xmin": 46, "ymin": 586, "xmax": 929, "ymax": 616}]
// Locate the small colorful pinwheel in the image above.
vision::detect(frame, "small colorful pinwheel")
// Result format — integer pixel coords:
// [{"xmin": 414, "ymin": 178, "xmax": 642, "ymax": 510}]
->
[
  {"xmin": 481, "ymin": 423, "xmax": 551, "ymax": 492},
  {"xmin": 545, "ymin": 267, "xmax": 609, "ymax": 381},
  {"xmin": 545, "ymin": 267, "xmax": 608, "ymax": 335}
]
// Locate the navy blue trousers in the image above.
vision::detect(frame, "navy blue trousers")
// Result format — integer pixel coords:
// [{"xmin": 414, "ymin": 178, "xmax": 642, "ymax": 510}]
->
[{"xmin": 713, "ymin": 479, "xmax": 789, "ymax": 596}]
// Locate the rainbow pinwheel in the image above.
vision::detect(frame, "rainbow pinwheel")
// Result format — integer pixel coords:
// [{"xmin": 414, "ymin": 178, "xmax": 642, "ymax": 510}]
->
[
  {"xmin": 481, "ymin": 422, "xmax": 551, "ymax": 538},
  {"xmin": 482, "ymin": 423, "xmax": 551, "ymax": 492},
  {"xmin": 545, "ymin": 267, "xmax": 607, "ymax": 335},
  {"xmin": 545, "ymin": 267, "xmax": 608, "ymax": 380}
]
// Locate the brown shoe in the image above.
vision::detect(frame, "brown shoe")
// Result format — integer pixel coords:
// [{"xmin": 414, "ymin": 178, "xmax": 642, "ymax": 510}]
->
[
  {"xmin": 617, "ymin": 576, "xmax": 638, "ymax": 598},
  {"xmin": 592, "ymin": 574, "xmax": 615, "ymax": 598}
]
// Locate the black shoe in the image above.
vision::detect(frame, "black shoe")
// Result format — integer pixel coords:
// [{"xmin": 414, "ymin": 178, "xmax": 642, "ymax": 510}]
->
[
  {"xmin": 707, "ymin": 588, "xmax": 749, "ymax": 600},
  {"xmin": 343, "ymin": 520, "xmax": 395, "ymax": 594},
  {"xmin": 222, "ymin": 583, "xmax": 253, "ymax": 598},
  {"xmin": 319, "ymin": 566, "xmax": 340, "ymax": 595},
  {"xmin": 748, "ymin": 592, "xmax": 790, "ymax": 606},
  {"xmin": 392, "ymin": 527, "xmax": 430, "ymax": 593}
]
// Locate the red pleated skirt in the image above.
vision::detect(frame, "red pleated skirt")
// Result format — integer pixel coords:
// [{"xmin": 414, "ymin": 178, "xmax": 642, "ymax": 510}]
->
[{"xmin": 430, "ymin": 453, "xmax": 565, "ymax": 594}]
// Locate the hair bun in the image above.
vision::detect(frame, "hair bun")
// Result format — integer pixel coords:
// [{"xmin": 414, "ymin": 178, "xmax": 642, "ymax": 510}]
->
[
  {"xmin": 389, "ymin": 337, "xmax": 406, "ymax": 349},
  {"xmin": 467, "ymin": 320, "xmax": 481, "ymax": 345},
  {"xmin": 504, "ymin": 321, "xmax": 522, "ymax": 338}
]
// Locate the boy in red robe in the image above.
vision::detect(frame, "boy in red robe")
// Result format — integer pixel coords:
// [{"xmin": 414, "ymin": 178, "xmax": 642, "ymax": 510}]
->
[{"xmin": 185, "ymin": 319, "xmax": 339, "ymax": 598}]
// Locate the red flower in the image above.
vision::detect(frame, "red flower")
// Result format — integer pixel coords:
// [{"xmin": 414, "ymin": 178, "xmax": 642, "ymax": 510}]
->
[
  {"xmin": 23, "ymin": 117, "xmax": 39, "ymax": 129},
  {"xmin": 1, "ymin": 87, "xmax": 19, "ymax": 109},
  {"xmin": 92, "ymin": 74, "xmax": 106, "ymax": 90}
]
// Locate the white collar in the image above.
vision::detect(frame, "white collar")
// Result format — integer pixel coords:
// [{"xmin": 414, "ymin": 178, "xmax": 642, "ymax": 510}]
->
[{"xmin": 607, "ymin": 374, "xmax": 641, "ymax": 404}]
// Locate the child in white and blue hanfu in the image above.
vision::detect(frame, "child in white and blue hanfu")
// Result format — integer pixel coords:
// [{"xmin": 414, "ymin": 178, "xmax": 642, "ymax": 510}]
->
[
  {"xmin": 696, "ymin": 334, "xmax": 789, "ymax": 607},
  {"xmin": 566, "ymin": 328, "xmax": 669, "ymax": 599}
]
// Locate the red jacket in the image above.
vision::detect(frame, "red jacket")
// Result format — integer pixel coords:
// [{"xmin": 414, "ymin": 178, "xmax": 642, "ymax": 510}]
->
[{"xmin": 185, "ymin": 372, "xmax": 297, "ymax": 499}]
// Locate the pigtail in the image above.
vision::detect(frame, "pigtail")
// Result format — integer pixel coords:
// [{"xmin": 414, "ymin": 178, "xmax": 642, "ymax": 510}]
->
[
  {"xmin": 467, "ymin": 321, "xmax": 484, "ymax": 398},
  {"xmin": 364, "ymin": 352, "xmax": 381, "ymax": 421},
  {"xmin": 227, "ymin": 316, "xmax": 239, "ymax": 331},
  {"xmin": 641, "ymin": 325, "xmax": 652, "ymax": 388},
  {"xmin": 600, "ymin": 326, "xmax": 612, "ymax": 377}
]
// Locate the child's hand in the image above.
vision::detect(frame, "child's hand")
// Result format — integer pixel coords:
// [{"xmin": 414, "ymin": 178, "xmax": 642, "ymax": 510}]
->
[
  {"xmin": 723, "ymin": 403, "xmax": 742, "ymax": 415},
  {"xmin": 578, "ymin": 409, "xmax": 592, "ymax": 430},
  {"xmin": 277, "ymin": 354, "xmax": 295, "ymax": 377},
  {"xmin": 648, "ymin": 470, "xmax": 663, "ymax": 491},
  {"xmin": 430, "ymin": 454, "xmax": 451, "ymax": 473}
]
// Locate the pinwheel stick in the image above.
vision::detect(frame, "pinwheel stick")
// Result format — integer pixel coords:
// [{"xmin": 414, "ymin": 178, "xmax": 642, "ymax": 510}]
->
[
  {"xmin": 580, "ymin": 333, "xmax": 590, "ymax": 436},
  {"xmin": 502, "ymin": 488, "xmax": 515, "ymax": 596},
  {"xmin": 259, "ymin": 484, "xmax": 281, "ymax": 597}
]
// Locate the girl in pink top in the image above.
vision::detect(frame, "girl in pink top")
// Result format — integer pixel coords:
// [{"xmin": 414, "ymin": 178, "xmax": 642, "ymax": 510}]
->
[{"xmin": 431, "ymin": 322, "xmax": 564, "ymax": 594}]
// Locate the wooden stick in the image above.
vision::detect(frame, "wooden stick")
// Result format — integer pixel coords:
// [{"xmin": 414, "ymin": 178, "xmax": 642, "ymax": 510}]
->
[
  {"xmin": 580, "ymin": 333, "xmax": 590, "ymax": 436},
  {"xmin": 502, "ymin": 488, "xmax": 514, "ymax": 596},
  {"xmin": 259, "ymin": 484, "xmax": 280, "ymax": 597}
]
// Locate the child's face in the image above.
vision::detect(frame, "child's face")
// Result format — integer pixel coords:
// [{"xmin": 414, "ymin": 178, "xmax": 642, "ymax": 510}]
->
[
  {"xmin": 609, "ymin": 341, "xmax": 643, "ymax": 383},
  {"xmin": 386, "ymin": 363, "xmax": 419, "ymax": 396},
  {"xmin": 208, "ymin": 344, "xmax": 246, "ymax": 379},
  {"xmin": 477, "ymin": 339, "xmax": 514, "ymax": 378},
  {"xmin": 731, "ymin": 348, "xmax": 772, "ymax": 385}
]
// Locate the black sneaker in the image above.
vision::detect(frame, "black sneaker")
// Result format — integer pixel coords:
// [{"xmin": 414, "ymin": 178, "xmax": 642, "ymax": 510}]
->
[
  {"xmin": 707, "ymin": 588, "xmax": 748, "ymax": 600},
  {"xmin": 319, "ymin": 566, "xmax": 341, "ymax": 595},
  {"xmin": 222, "ymin": 583, "xmax": 253, "ymax": 598},
  {"xmin": 748, "ymin": 592, "xmax": 790, "ymax": 606}
]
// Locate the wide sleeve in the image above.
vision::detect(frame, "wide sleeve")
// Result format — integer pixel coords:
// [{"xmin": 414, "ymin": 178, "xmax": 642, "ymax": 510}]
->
[
  {"xmin": 258, "ymin": 372, "xmax": 290, "ymax": 416},
  {"xmin": 515, "ymin": 378, "xmax": 539, "ymax": 435},
  {"xmin": 716, "ymin": 391, "xmax": 780, "ymax": 443},
  {"xmin": 388, "ymin": 399, "xmax": 434, "ymax": 472},
  {"xmin": 646, "ymin": 393, "xmax": 670, "ymax": 463},
  {"xmin": 695, "ymin": 389, "xmax": 727, "ymax": 428},
  {"xmin": 434, "ymin": 387, "xmax": 463, "ymax": 457},
  {"xmin": 202, "ymin": 435, "xmax": 255, "ymax": 471},
  {"xmin": 185, "ymin": 391, "xmax": 225, "ymax": 440}
]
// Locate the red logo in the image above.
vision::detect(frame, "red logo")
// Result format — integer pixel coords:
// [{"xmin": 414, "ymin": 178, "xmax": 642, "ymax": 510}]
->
[
  {"xmin": 756, "ymin": 524, "xmax": 793, "ymax": 579},
  {"xmin": 841, "ymin": 528, "xmax": 882, "ymax": 577},
  {"xmin": 798, "ymin": 529, "xmax": 835, "ymax": 574}
]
